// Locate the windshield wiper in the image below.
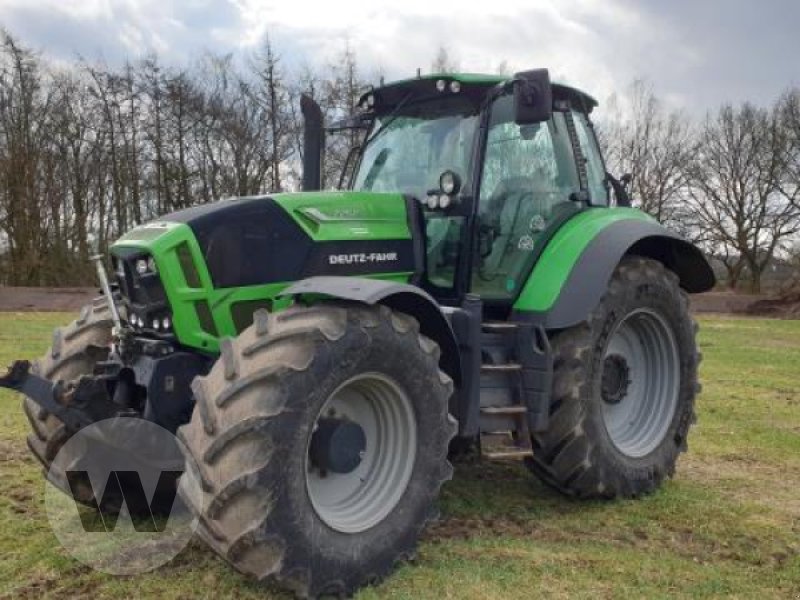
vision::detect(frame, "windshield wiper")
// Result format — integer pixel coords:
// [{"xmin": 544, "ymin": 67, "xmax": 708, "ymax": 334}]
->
[{"xmin": 363, "ymin": 92, "xmax": 414, "ymax": 146}]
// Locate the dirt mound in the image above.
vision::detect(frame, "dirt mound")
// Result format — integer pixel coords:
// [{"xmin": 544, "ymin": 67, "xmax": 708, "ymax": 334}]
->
[
  {"xmin": 0, "ymin": 286, "xmax": 96, "ymax": 312},
  {"xmin": 746, "ymin": 289, "xmax": 800, "ymax": 319},
  {"xmin": 689, "ymin": 291, "xmax": 764, "ymax": 315}
]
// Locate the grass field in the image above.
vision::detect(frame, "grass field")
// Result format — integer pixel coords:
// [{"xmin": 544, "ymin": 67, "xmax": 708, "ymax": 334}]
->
[{"xmin": 0, "ymin": 313, "xmax": 798, "ymax": 598}]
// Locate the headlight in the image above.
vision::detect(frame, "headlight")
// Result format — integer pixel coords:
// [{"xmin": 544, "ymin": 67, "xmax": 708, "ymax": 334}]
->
[
  {"xmin": 162, "ymin": 316, "xmax": 171, "ymax": 330},
  {"xmin": 436, "ymin": 79, "xmax": 447, "ymax": 92},
  {"xmin": 135, "ymin": 259, "xmax": 148, "ymax": 275},
  {"xmin": 147, "ymin": 257, "xmax": 157, "ymax": 273},
  {"xmin": 449, "ymin": 80, "xmax": 461, "ymax": 93},
  {"xmin": 426, "ymin": 194, "xmax": 440, "ymax": 209}
]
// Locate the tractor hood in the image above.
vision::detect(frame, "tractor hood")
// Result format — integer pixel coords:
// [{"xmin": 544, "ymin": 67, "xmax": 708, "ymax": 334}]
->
[
  {"xmin": 109, "ymin": 191, "xmax": 422, "ymax": 352},
  {"xmin": 113, "ymin": 191, "xmax": 421, "ymax": 290}
]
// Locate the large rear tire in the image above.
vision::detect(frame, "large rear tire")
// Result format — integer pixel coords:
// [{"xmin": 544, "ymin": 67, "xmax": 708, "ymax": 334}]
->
[
  {"xmin": 527, "ymin": 257, "xmax": 701, "ymax": 499},
  {"xmin": 177, "ymin": 303, "xmax": 456, "ymax": 598}
]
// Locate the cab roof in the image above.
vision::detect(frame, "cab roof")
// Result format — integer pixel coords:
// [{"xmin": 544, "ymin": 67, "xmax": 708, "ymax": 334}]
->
[{"xmin": 358, "ymin": 71, "xmax": 598, "ymax": 114}]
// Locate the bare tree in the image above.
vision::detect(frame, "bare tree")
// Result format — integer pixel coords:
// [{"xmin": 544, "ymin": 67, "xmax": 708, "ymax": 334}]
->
[
  {"xmin": 778, "ymin": 88, "xmax": 800, "ymax": 209},
  {"xmin": 320, "ymin": 45, "xmax": 368, "ymax": 188},
  {"xmin": 0, "ymin": 30, "xmax": 53, "ymax": 284},
  {"xmin": 249, "ymin": 37, "xmax": 294, "ymax": 192},
  {"xmin": 686, "ymin": 102, "xmax": 800, "ymax": 292},
  {"xmin": 431, "ymin": 46, "xmax": 459, "ymax": 73},
  {"xmin": 601, "ymin": 81, "xmax": 697, "ymax": 232}
]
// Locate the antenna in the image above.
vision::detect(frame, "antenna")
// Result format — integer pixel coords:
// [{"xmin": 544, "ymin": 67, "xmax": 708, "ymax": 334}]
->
[{"xmin": 416, "ymin": 68, "xmax": 421, "ymax": 78}]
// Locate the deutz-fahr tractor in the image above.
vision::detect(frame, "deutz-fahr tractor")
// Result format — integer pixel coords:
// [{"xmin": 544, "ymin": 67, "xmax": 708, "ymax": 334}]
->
[{"xmin": 1, "ymin": 69, "xmax": 714, "ymax": 597}]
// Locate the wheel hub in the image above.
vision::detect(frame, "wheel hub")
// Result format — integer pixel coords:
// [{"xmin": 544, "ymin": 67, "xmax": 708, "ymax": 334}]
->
[
  {"xmin": 309, "ymin": 417, "xmax": 367, "ymax": 475},
  {"xmin": 600, "ymin": 308, "xmax": 680, "ymax": 458},
  {"xmin": 305, "ymin": 373, "xmax": 417, "ymax": 534},
  {"xmin": 601, "ymin": 353, "xmax": 631, "ymax": 405}
]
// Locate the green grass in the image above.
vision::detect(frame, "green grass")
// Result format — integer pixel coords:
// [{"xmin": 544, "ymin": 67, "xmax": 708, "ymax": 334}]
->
[{"xmin": 0, "ymin": 312, "xmax": 798, "ymax": 598}]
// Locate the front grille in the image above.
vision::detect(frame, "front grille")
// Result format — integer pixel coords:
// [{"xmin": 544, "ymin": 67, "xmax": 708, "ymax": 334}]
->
[
  {"xmin": 195, "ymin": 300, "xmax": 218, "ymax": 336},
  {"xmin": 111, "ymin": 250, "xmax": 171, "ymax": 335},
  {"xmin": 114, "ymin": 260, "xmax": 166, "ymax": 306}
]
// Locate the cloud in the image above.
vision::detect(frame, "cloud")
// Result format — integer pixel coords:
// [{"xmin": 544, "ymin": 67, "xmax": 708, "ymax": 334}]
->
[
  {"xmin": 0, "ymin": 0, "xmax": 797, "ymax": 114},
  {"xmin": 228, "ymin": 0, "xmax": 641, "ymax": 105},
  {"xmin": 0, "ymin": 0, "xmax": 243, "ymax": 64}
]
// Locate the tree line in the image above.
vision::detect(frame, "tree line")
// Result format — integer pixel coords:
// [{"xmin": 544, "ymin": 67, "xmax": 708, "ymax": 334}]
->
[
  {"xmin": 0, "ymin": 30, "xmax": 798, "ymax": 292},
  {"xmin": 0, "ymin": 30, "xmax": 365, "ymax": 285}
]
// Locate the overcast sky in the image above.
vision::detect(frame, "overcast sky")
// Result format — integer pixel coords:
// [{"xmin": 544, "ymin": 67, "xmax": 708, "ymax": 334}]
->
[{"xmin": 1, "ymin": 0, "xmax": 798, "ymax": 115}]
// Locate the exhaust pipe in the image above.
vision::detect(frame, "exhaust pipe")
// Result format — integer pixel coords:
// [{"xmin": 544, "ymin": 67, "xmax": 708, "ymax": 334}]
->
[{"xmin": 301, "ymin": 94, "xmax": 325, "ymax": 191}]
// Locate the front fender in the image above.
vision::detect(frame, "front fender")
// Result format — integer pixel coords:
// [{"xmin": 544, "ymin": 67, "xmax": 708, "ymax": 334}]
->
[
  {"xmin": 513, "ymin": 208, "xmax": 715, "ymax": 329},
  {"xmin": 279, "ymin": 276, "xmax": 461, "ymax": 386}
]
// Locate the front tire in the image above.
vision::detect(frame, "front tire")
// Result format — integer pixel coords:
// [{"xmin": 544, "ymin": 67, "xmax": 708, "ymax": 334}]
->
[
  {"xmin": 23, "ymin": 298, "xmax": 179, "ymax": 514},
  {"xmin": 528, "ymin": 257, "xmax": 701, "ymax": 499},
  {"xmin": 23, "ymin": 298, "xmax": 114, "ymax": 507},
  {"xmin": 177, "ymin": 303, "xmax": 456, "ymax": 598}
]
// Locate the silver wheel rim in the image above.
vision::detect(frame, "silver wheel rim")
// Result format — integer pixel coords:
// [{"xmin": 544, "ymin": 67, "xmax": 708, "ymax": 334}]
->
[
  {"xmin": 601, "ymin": 308, "xmax": 680, "ymax": 458},
  {"xmin": 305, "ymin": 373, "xmax": 417, "ymax": 534}
]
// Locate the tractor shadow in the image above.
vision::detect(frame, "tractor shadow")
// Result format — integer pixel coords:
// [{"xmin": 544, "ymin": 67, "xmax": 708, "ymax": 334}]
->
[{"xmin": 428, "ymin": 457, "xmax": 622, "ymax": 544}]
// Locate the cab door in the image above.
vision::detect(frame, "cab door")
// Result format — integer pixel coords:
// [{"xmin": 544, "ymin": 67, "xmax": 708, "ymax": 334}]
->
[{"xmin": 471, "ymin": 94, "xmax": 581, "ymax": 302}]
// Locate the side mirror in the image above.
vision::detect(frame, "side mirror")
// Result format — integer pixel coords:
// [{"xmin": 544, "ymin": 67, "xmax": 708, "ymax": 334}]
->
[
  {"xmin": 513, "ymin": 69, "xmax": 553, "ymax": 125},
  {"xmin": 606, "ymin": 172, "xmax": 632, "ymax": 207}
]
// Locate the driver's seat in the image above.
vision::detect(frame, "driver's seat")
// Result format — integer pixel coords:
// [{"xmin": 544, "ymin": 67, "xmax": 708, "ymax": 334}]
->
[{"xmin": 481, "ymin": 177, "xmax": 537, "ymax": 276}]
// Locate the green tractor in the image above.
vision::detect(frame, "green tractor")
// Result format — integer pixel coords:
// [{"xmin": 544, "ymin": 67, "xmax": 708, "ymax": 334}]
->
[{"xmin": 1, "ymin": 69, "xmax": 713, "ymax": 597}]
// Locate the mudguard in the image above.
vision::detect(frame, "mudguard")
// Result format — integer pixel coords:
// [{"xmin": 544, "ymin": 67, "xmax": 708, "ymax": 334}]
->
[
  {"xmin": 279, "ymin": 276, "xmax": 461, "ymax": 386},
  {"xmin": 513, "ymin": 208, "xmax": 715, "ymax": 329}
]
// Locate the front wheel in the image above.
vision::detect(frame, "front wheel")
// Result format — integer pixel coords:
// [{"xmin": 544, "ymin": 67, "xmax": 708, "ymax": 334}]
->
[
  {"xmin": 177, "ymin": 303, "xmax": 456, "ymax": 598},
  {"xmin": 528, "ymin": 257, "xmax": 701, "ymax": 499}
]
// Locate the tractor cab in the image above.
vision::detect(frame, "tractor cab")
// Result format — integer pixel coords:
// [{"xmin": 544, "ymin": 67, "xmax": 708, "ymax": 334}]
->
[{"xmin": 339, "ymin": 71, "xmax": 610, "ymax": 309}]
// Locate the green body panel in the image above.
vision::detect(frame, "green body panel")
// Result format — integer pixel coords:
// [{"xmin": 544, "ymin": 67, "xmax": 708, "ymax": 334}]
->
[
  {"xmin": 272, "ymin": 191, "xmax": 411, "ymax": 241},
  {"xmin": 110, "ymin": 191, "xmax": 414, "ymax": 354},
  {"xmin": 513, "ymin": 207, "xmax": 656, "ymax": 312}
]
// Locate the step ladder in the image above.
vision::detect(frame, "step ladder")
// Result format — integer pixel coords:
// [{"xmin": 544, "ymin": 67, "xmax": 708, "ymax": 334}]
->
[{"xmin": 478, "ymin": 321, "xmax": 534, "ymax": 460}]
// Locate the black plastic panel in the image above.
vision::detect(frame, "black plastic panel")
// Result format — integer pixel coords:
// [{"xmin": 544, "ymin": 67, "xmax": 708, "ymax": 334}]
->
[{"xmin": 166, "ymin": 197, "xmax": 417, "ymax": 288}]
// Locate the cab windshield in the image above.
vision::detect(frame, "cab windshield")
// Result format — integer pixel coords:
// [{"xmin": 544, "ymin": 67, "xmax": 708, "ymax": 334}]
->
[{"xmin": 351, "ymin": 97, "xmax": 479, "ymax": 200}]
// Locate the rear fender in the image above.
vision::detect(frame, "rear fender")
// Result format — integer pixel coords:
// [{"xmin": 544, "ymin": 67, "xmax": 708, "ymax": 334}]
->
[{"xmin": 513, "ymin": 208, "xmax": 715, "ymax": 329}]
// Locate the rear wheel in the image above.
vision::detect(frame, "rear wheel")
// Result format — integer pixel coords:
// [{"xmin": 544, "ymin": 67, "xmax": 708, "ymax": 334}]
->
[
  {"xmin": 528, "ymin": 257, "xmax": 701, "ymax": 498},
  {"xmin": 177, "ymin": 303, "xmax": 456, "ymax": 598}
]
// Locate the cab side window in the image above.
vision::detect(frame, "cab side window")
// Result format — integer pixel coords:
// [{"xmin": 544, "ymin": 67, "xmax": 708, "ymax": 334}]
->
[{"xmin": 572, "ymin": 111, "xmax": 609, "ymax": 204}]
